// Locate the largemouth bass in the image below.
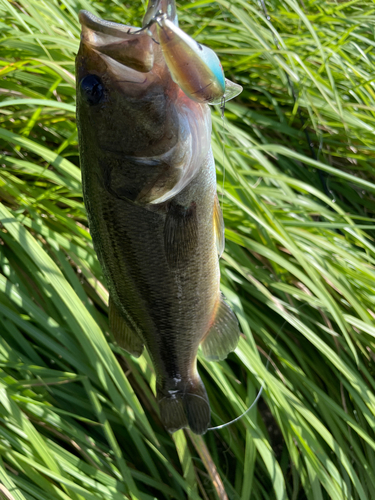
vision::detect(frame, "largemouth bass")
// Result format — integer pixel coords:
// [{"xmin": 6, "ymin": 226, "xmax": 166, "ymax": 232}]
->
[{"xmin": 76, "ymin": 0, "xmax": 242, "ymax": 434}]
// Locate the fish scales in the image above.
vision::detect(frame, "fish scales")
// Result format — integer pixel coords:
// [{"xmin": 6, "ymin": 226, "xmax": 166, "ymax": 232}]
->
[{"xmin": 76, "ymin": 0, "xmax": 241, "ymax": 434}]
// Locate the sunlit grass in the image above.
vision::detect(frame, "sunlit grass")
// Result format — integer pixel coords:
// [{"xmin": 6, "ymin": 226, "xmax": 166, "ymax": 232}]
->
[{"xmin": 0, "ymin": 0, "xmax": 374, "ymax": 499}]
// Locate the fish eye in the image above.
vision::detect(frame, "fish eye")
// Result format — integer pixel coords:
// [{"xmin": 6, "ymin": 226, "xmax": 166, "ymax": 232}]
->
[{"xmin": 80, "ymin": 74, "xmax": 104, "ymax": 105}]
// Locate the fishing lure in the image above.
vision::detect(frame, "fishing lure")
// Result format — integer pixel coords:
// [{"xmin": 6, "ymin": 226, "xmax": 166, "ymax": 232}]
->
[
  {"xmin": 140, "ymin": 0, "xmax": 242, "ymax": 105},
  {"xmin": 153, "ymin": 13, "xmax": 242, "ymax": 104}
]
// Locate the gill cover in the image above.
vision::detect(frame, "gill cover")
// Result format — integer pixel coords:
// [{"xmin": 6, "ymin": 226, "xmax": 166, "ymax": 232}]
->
[{"xmin": 154, "ymin": 14, "xmax": 243, "ymax": 104}]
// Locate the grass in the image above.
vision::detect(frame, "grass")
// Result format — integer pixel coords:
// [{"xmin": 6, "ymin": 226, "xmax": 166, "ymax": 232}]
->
[{"xmin": 0, "ymin": 0, "xmax": 375, "ymax": 498}]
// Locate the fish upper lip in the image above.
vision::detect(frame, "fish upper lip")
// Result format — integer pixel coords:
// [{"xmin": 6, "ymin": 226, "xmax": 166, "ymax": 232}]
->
[
  {"xmin": 79, "ymin": 10, "xmax": 138, "ymax": 39},
  {"xmin": 78, "ymin": 10, "xmax": 156, "ymax": 73}
]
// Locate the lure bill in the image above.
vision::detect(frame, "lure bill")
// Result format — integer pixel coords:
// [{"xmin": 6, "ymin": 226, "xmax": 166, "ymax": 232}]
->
[{"xmin": 76, "ymin": 0, "xmax": 242, "ymax": 434}]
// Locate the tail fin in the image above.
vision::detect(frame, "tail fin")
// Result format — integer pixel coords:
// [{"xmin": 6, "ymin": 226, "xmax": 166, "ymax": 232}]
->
[{"xmin": 158, "ymin": 376, "xmax": 210, "ymax": 435}]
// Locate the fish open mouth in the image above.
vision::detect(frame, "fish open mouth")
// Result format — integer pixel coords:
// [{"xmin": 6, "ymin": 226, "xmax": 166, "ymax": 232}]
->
[
  {"xmin": 79, "ymin": 10, "xmax": 155, "ymax": 73},
  {"xmin": 79, "ymin": 3, "xmax": 242, "ymax": 104}
]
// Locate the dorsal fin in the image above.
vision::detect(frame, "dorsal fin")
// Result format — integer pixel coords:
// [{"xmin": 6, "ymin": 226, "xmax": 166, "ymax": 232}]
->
[{"xmin": 213, "ymin": 194, "xmax": 225, "ymax": 258}]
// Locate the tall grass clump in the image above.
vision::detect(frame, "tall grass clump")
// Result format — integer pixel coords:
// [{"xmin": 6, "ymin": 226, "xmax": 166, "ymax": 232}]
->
[{"xmin": 0, "ymin": 0, "xmax": 375, "ymax": 498}]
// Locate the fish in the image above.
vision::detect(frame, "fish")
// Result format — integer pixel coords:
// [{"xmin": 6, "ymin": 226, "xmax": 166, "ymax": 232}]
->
[{"xmin": 76, "ymin": 0, "xmax": 242, "ymax": 435}]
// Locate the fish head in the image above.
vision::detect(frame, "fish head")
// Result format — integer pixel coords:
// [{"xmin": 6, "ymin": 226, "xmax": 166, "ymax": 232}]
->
[
  {"xmin": 76, "ymin": 10, "xmax": 182, "ymax": 158},
  {"xmin": 76, "ymin": 2, "xmax": 212, "ymax": 204}
]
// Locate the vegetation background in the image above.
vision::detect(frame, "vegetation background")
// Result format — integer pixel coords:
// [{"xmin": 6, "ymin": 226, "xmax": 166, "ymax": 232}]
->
[{"xmin": 0, "ymin": 0, "xmax": 375, "ymax": 498}]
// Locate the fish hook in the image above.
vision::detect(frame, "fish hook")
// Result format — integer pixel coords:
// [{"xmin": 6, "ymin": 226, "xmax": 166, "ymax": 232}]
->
[{"xmin": 126, "ymin": 13, "xmax": 166, "ymax": 44}]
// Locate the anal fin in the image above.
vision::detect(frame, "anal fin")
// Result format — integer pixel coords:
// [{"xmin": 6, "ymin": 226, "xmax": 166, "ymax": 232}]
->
[
  {"xmin": 201, "ymin": 294, "xmax": 240, "ymax": 361},
  {"xmin": 109, "ymin": 297, "xmax": 144, "ymax": 358},
  {"xmin": 213, "ymin": 194, "xmax": 225, "ymax": 258}
]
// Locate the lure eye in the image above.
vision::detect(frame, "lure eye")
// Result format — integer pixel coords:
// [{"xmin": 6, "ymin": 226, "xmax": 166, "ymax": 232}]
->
[{"xmin": 80, "ymin": 74, "xmax": 104, "ymax": 105}]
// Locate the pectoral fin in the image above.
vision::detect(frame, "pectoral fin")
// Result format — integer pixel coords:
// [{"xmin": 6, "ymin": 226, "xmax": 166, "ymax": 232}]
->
[
  {"xmin": 109, "ymin": 297, "xmax": 144, "ymax": 357},
  {"xmin": 201, "ymin": 294, "xmax": 240, "ymax": 361},
  {"xmin": 213, "ymin": 194, "xmax": 225, "ymax": 258},
  {"xmin": 164, "ymin": 201, "xmax": 198, "ymax": 268}
]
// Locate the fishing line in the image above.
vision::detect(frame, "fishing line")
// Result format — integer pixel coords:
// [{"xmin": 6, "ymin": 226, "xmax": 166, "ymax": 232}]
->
[
  {"xmin": 219, "ymin": 96, "xmax": 227, "ymax": 211},
  {"xmin": 207, "ymin": 3, "xmax": 344, "ymax": 432},
  {"xmin": 208, "ymin": 383, "xmax": 264, "ymax": 431},
  {"xmin": 207, "ymin": 303, "xmax": 309, "ymax": 431},
  {"xmin": 126, "ymin": 4, "xmax": 311, "ymax": 432}
]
